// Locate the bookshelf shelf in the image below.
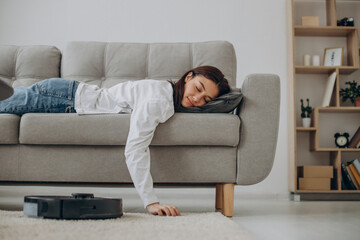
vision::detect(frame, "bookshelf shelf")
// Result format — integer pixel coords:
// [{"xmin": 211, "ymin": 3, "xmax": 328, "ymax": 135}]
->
[
  {"xmin": 314, "ymin": 148, "xmax": 360, "ymax": 152},
  {"xmin": 296, "ymin": 190, "xmax": 360, "ymax": 193},
  {"xmin": 288, "ymin": 0, "xmax": 360, "ymax": 197},
  {"xmin": 295, "ymin": 66, "xmax": 359, "ymax": 74},
  {"xmin": 296, "ymin": 127, "xmax": 317, "ymax": 132},
  {"xmin": 337, "ymin": 190, "xmax": 360, "ymax": 193},
  {"xmin": 294, "ymin": 26, "xmax": 357, "ymax": 37},
  {"xmin": 317, "ymin": 107, "xmax": 360, "ymax": 113}
]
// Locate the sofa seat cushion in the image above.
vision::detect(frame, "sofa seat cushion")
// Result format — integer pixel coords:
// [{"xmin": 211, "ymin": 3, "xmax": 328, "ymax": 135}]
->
[
  {"xmin": 19, "ymin": 113, "xmax": 240, "ymax": 146},
  {"xmin": 0, "ymin": 114, "xmax": 20, "ymax": 144}
]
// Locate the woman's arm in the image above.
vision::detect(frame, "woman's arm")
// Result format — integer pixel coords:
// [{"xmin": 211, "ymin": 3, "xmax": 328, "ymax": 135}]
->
[
  {"xmin": 124, "ymin": 100, "xmax": 179, "ymax": 216},
  {"xmin": 146, "ymin": 202, "xmax": 181, "ymax": 216}
]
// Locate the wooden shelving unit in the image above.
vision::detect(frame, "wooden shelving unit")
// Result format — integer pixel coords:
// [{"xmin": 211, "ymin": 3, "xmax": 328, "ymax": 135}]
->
[{"xmin": 287, "ymin": 0, "xmax": 360, "ymax": 200}]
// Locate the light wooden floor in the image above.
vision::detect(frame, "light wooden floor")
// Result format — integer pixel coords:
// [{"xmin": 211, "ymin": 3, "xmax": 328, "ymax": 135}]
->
[
  {"xmin": 232, "ymin": 198, "xmax": 360, "ymax": 240},
  {"xmin": 1, "ymin": 186, "xmax": 360, "ymax": 240}
]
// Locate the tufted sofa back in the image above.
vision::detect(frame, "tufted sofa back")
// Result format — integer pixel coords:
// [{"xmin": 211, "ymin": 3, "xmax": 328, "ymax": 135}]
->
[
  {"xmin": 62, "ymin": 41, "xmax": 237, "ymax": 88},
  {"xmin": 0, "ymin": 45, "xmax": 60, "ymax": 88},
  {"xmin": 0, "ymin": 41, "xmax": 237, "ymax": 89}
]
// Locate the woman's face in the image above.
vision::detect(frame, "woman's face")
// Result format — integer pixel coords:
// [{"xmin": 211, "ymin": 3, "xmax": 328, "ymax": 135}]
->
[{"xmin": 181, "ymin": 73, "xmax": 219, "ymax": 107}]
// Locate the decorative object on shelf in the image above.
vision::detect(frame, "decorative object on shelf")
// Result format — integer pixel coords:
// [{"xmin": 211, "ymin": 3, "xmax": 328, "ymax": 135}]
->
[
  {"xmin": 334, "ymin": 132, "xmax": 350, "ymax": 148},
  {"xmin": 323, "ymin": 47, "xmax": 343, "ymax": 66},
  {"xmin": 337, "ymin": 17, "xmax": 354, "ymax": 27},
  {"xmin": 303, "ymin": 54, "xmax": 311, "ymax": 66},
  {"xmin": 349, "ymin": 126, "xmax": 360, "ymax": 148},
  {"xmin": 300, "ymin": 98, "xmax": 312, "ymax": 127},
  {"xmin": 298, "ymin": 166, "xmax": 333, "ymax": 190},
  {"xmin": 339, "ymin": 80, "xmax": 360, "ymax": 107},
  {"xmin": 312, "ymin": 55, "xmax": 320, "ymax": 66},
  {"xmin": 298, "ymin": 166, "xmax": 334, "ymax": 178},
  {"xmin": 321, "ymin": 71, "xmax": 337, "ymax": 107},
  {"xmin": 301, "ymin": 16, "xmax": 319, "ymax": 27}
]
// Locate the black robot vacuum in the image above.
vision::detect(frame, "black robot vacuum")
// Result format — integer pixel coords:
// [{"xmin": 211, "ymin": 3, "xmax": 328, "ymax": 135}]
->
[{"xmin": 23, "ymin": 193, "xmax": 123, "ymax": 220}]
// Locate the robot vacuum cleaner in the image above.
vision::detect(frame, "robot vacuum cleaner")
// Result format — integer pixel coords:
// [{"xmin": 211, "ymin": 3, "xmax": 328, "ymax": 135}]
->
[{"xmin": 23, "ymin": 193, "xmax": 123, "ymax": 220}]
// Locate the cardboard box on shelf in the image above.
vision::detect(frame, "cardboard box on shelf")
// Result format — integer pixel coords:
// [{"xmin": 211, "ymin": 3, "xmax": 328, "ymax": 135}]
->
[
  {"xmin": 301, "ymin": 16, "xmax": 319, "ymax": 27},
  {"xmin": 299, "ymin": 178, "xmax": 331, "ymax": 190},
  {"xmin": 298, "ymin": 166, "xmax": 334, "ymax": 178}
]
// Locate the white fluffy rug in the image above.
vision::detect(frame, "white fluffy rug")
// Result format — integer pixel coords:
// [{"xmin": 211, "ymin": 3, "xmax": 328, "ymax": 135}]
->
[{"xmin": 0, "ymin": 210, "xmax": 257, "ymax": 240}]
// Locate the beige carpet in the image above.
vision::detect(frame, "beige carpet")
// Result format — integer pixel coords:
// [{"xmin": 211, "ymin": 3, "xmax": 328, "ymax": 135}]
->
[{"xmin": 0, "ymin": 210, "xmax": 257, "ymax": 240}]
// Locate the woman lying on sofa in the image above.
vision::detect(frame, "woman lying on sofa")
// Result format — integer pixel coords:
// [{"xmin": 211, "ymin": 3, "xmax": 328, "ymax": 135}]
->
[{"xmin": 0, "ymin": 66, "xmax": 232, "ymax": 217}]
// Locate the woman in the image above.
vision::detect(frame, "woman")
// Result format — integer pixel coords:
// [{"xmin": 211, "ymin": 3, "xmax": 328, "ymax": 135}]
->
[{"xmin": 0, "ymin": 65, "xmax": 231, "ymax": 216}]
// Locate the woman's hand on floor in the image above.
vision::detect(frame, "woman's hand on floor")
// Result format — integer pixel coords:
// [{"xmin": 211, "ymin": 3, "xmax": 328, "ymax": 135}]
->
[{"xmin": 146, "ymin": 202, "xmax": 181, "ymax": 216}]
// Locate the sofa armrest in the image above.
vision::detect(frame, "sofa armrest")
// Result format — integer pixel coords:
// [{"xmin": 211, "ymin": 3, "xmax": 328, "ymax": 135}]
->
[{"xmin": 236, "ymin": 74, "xmax": 280, "ymax": 185}]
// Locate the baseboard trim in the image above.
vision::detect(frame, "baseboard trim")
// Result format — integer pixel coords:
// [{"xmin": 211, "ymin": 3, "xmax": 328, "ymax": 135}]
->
[
  {"xmin": 291, "ymin": 193, "xmax": 360, "ymax": 201},
  {"xmin": 0, "ymin": 184, "xmax": 290, "ymax": 211}
]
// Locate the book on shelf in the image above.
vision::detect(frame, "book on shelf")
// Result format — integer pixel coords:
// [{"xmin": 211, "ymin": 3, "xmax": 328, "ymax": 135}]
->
[
  {"xmin": 346, "ymin": 165, "xmax": 360, "ymax": 190},
  {"xmin": 341, "ymin": 163, "xmax": 356, "ymax": 190},
  {"xmin": 321, "ymin": 71, "xmax": 337, "ymax": 107},
  {"xmin": 341, "ymin": 180, "xmax": 347, "ymax": 191},
  {"xmin": 349, "ymin": 126, "xmax": 360, "ymax": 148},
  {"xmin": 350, "ymin": 159, "xmax": 360, "ymax": 175},
  {"xmin": 348, "ymin": 164, "xmax": 360, "ymax": 187}
]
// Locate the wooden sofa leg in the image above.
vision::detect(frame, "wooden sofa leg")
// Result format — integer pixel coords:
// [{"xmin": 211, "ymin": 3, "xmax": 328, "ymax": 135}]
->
[
  {"xmin": 215, "ymin": 184, "xmax": 223, "ymax": 210},
  {"xmin": 221, "ymin": 183, "xmax": 234, "ymax": 217}
]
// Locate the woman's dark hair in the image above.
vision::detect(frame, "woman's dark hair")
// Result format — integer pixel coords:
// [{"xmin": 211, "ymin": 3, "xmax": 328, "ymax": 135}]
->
[{"xmin": 168, "ymin": 66, "xmax": 231, "ymax": 111}]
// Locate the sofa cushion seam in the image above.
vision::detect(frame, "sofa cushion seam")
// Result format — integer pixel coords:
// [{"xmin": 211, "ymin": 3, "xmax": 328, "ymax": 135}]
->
[
  {"xmin": 102, "ymin": 44, "xmax": 107, "ymax": 88},
  {"xmin": 13, "ymin": 47, "xmax": 19, "ymax": 84},
  {"xmin": 146, "ymin": 44, "xmax": 150, "ymax": 78}
]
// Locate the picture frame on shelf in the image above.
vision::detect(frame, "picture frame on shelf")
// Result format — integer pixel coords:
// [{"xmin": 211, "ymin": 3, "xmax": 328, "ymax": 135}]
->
[
  {"xmin": 321, "ymin": 71, "xmax": 337, "ymax": 107},
  {"xmin": 323, "ymin": 47, "xmax": 343, "ymax": 66}
]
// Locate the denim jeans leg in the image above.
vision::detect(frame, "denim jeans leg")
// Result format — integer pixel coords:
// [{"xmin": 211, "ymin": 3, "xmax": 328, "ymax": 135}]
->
[
  {"xmin": 36, "ymin": 78, "xmax": 78, "ymax": 113},
  {"xmin": 0, "ymin": 84, "xmax": 40, "ymax": 116},
  {"xmin": 0, "ymin": 78, "xmax": 79, "ymax": 116}
]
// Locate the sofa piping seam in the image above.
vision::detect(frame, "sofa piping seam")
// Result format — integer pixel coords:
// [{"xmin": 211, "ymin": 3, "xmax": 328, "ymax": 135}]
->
[
  {"xmin": 146, "ymin": 44, "xmax": 150, "ymax": 79},
  {"xmin": 17, "ymin": 137, "xmax": 21, "ymax": 181},
  {"xmin": 236, "ymin": 76, "xmax": 249, "ymax": 184},
  {"xmin": 102, "ymin": 44, "xmax": 107, "ymax": 88},
  {"xmin": 13, "ymin": 47, "xmax": 19, "ymax": 85},
  {"xmin": 190, "ymin": 43, "xmax": 193, "ymax": 69}
]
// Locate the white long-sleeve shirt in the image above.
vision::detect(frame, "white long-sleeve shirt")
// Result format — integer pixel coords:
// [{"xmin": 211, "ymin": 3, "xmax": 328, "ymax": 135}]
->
[{"xmin": 74, "ymin": 80, "xmax": 175, "ymax": 208}]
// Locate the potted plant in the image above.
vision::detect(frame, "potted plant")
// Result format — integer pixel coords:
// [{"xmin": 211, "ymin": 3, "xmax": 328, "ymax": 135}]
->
[
  {"xmin": 300, "ymin": 98, "xmax": 312, "ymax": 127},
  {"xmin": 340, "ymin": 80, "xmax": 360, "ymax": 107}
]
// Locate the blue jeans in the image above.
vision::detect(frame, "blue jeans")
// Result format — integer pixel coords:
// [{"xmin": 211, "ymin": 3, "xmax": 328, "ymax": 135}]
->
[{"xmin": 0, "ymin": 78, "xmax": 79, "ymax": 116}]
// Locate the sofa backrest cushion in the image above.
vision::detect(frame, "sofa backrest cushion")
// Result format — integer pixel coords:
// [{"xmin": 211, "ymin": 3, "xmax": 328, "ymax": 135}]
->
[
  {"xmin": 61, "ymin": 41, "xmax": 237, "ymax": 88},
  {"xmin": 0, "ymin": 45, "xmax": 61, "ymax": 88}
]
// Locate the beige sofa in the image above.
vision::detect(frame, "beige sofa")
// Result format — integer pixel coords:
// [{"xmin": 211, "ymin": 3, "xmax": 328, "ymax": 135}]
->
[{"xmin": 0, "ymin": 41, "xmax": 280, "ymax": 216}]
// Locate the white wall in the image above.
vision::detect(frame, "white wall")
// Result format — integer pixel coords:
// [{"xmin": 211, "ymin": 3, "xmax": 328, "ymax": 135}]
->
[{"xmin": 0, "ymin": 0, "xmax": 288, "ymax": 199}]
